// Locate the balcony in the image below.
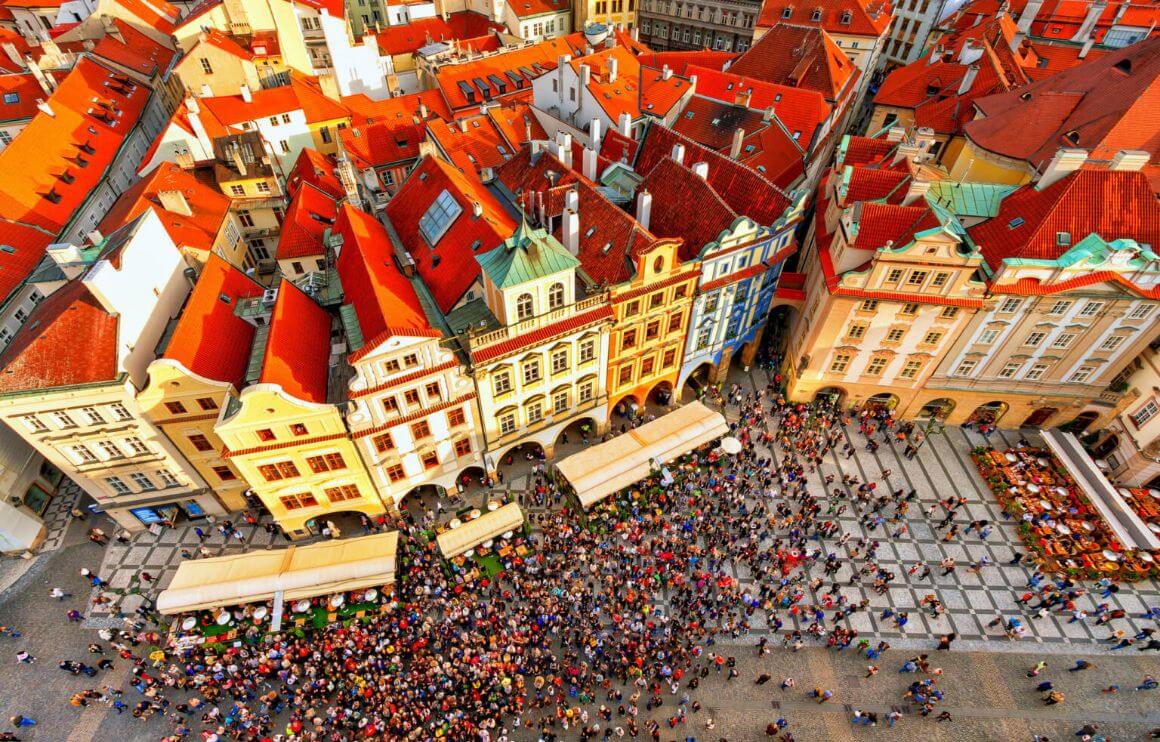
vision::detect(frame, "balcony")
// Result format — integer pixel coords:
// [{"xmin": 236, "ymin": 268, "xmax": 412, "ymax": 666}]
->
[{"xmin": 469, "ymin": 295, "xmax": 608, "ymax": 354}]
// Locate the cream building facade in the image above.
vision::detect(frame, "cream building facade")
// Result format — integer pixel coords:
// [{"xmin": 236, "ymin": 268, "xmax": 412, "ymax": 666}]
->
[{"xmin": 1100, "ymin": 341, "xmax": 1160, "ymax": 489}]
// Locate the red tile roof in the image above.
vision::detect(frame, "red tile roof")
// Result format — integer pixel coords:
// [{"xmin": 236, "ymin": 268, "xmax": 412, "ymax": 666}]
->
[
  {"xmin": 435, "ymin": 34, "xmax": 586, "ymax": 110},
  {"xmin": 0, "ymin": 29, "xmax": 31, "ymax": 74},
  {"xmin": 487, "ymin": 100, "xmax": 547, "ymax": 150},
  {"xmin": 340, "ymin": 119, "xmax": 425, "ymax": 171},
  {"xmin": 966, "ymin": 38, "xmax": 1160, "ymax": 170},
  {"xmin": 568, "ymin": 45, "xmax": 691, "ymax": 123},
  {"xmin": 737, "ymin": 123, "xmax": 806, "ymax": 188},
  {"xmin": 259, "ymin": 281, "xmax": 332, "ymax": 404},
  {"xmin": 0, "ymin": 281, "xmax": 119, "ymax": 393},
  {"xmin": 197, "ymin": 29, "xmax": 255, "ymax": 60},
  {"xmin": 0, "ymin": 219, "xmax": 53, "ymax": 304},
  {"xmin": 599, "ymin": 126, "xmax": 639, "ymax": 163},
  {"xmin": 201, "ymin": 73, "xmax": 349, "ymax": 127},
  {"xmin": 342, "ymin": 88, "xmax": 450, "ymax": 126},
  {"xmin": 949, "ymin": 0, "xmax": 1160, "ymax": 44},
  {"xmin": 685, "ymin": 65, "xmax": 831, "ymax": 148},
  {"xmin": 90, "ymin": 18, "xmax": 177, "ymax": 76},
  {"xmin": 842, "ymin": 167, "xmax": 910, "ymax": 204},
  {"xmin": 756, "ymin": 0, "xmax": 892, "ymax": 37},
  {"xmin": 98, "ymin": 162, "xmax": 232, "ymax": 254},
  {"xmin": 0, "ymin": 57, "xmax": 149, "ymax": 236},
  {"xmin": 427, "ymin": 114, "xmax": 514, "ymax": 173},
  {"xmin": 506, "ymin": 0, "xmax": 570, "ymax": 18},
  {"xmin": 374, "ymin": 13, "xmax": 504, "ymax": 56},
  {"xmin": 728, "ymin": 23, "xmax": 857, "ymax": 103},
  {"xmin": 994, "ymin": 271, "xmax": 1160, "ymax": 298},
  {"xmin": 162, "ymin": 253, "xmax": 263, "ymax": 387},
  {"xmin": 385, "ymin": 155, "xmax": 516, "ymax": 313},
  {"xmin": 286, "ymin": 148, "xmax": 345, "ymax": 200},
  {"xmin": 276, "ymin": 183, "xmax": 339, "ymax": 262},
  {"xmin": 633, "ymin": 50, "xmax": 737, "ymax": 75},
  {"xmin": 333, "ymin": 203, "xmax": 439, "ymax": 360},
  {"xmin": 672, "ymin": 96, "xmax": 767, "ymax": 152},
  {"xmin": 850, "ymin": 202, "xmax": 939, "ymax": 249},
  {"xmin": 967, "ymin": 169, "xmax": 1160, "ymax": 269},
  {"xmin": 641, "ymin": 156, "xmax": 737, "ymax": 261},
  {"xmin": 0, "ymin": 73, "xmax": 42, "ymax": 123},
  {"xmin": 560, "ymin": 181, "xmax": 658, "ymax": 286},
  {"xmin": 634, "ymin": 123, "xmax": 793, "ymax": 226},
  {"xmin": 840, "ymin": 135, "xmax": 896, "ymax": 167}
]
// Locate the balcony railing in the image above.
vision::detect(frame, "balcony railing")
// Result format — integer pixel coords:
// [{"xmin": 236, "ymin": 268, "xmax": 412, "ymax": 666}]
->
[{"xmin": 469, "ymin": 294, "xmax": 607, "ymax": 351}]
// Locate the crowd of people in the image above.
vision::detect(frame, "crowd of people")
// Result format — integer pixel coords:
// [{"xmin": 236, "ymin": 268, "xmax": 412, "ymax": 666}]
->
[{"xmin": 12, "ymin": 369, "xmax": 1160, "ymax": 741}]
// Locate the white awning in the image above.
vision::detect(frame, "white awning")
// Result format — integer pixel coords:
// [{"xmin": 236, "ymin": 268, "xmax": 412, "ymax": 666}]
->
[
  {"xmin": 556, "ymin": 400, "xmax": 729, "ymax": 509},
  {"xmin": 436, "ymin": 502, "xmax": 524, "ymax": 558},
  {"xmin": 157, "ymin": 531, "xmax": 399, "ymax": 615},
  {"xmin": 1042, "ymin": 430, "xmax": 1160, "ymax": 551}
]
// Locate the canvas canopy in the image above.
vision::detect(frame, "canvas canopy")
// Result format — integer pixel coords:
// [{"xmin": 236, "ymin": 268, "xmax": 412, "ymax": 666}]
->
[
  {"xmin": 556, "ymin": 401, "xmax": 729, "ymax": 509},
  {"xmin": 157, "ymin": 531, "xmax": 399, "ymax": 615},
  {"xmin": 436, "ymin": 502, "xmax": 524, "ymax": 558},
  {"xmin": 1042, "ymin": 430, "xmax": 1160, "ymax": 551}
]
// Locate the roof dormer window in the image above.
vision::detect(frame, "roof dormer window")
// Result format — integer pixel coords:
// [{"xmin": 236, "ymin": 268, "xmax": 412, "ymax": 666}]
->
[
  {"xmin": 782, "ymin": 5, "xmax": 792, "ymax": 17},
  {"xmin": 840, "ymin": 10, "xmax": 851, "ymax": 23},
  {"xmin": 810, "ymin": 8, "xmax": 822, "ymax": 21}
]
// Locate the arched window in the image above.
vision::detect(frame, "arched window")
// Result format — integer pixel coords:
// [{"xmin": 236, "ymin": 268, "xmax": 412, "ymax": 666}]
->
[
  {"xmin": 516, "ymin": 293, "xmax": 534, "ymax": 320},
  {"xmin": 548, "ymin": 283, "xmax": 565, "ymax": 310},
  {"xmin": 653, "ymin": 256, "xmax": 665, "ymax": 274}
]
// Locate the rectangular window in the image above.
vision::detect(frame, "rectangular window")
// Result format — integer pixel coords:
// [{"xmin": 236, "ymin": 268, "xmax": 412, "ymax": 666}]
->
[
  {"xmin": 82, "ymin": 406, "xmax": 104, "ymax": 425},
  {"xmin": 641, "ymin": 357, "xmax": 655, "ymax": 376},
  {"xmin": 939, "ymin": 306, "xmax": 959, "ymax": 320},
  {"xmin": 1078, "ymin": 301, "xmax": 1104, "ymax": 317},
  {"xmin": 954, "ymin": 359, "xmax": 977, "ymax": 376},
  {"xmin": 899, "ymin": 303, "xmax": 919, "ymax": 316},
  {"xmin": 454, "ymin": 438, "xmax": 472, "ymax": 457},
  {"xmin": 164, "ymin": 401, "xmax": 187, "ymax": 415},
  {"xmin": 551, "ymin": 348, "xmax": 568, "ymax": 375},
  {"xmin": 695, "ymin": 327, "xmax": 711, "ymax": 350},
  {"xmin": 663, "ymin": 348, "xmax": 677, "ymax": 368},
  {"xmin": 129, "ymin": 472, "xmax": 156, "ymax": 491},
  {"xmin": 372, "ymin": 433, "xmax": 394, "ymax": 452},
  {"xmin": 1099, "ymin": 336, "xmax": 1125, "ymax": 351},
  {"xmin": 386, "ymin": 464, "xmax": 406, "ymax": 482},
  {"xmin": 899, "ymin": 360, "xmax": 923, "ymax": 379},
  {"xmin": 197, "ymin": 397, "xmax": 219, "ymax": 411},
  {"xmin": 1025, "ymin": 363, "xmax": 1049, "ymax": 380},
  {"xmin": 829, "ymin": 354, "xmax": 851, "ymax": 373},
  {"xmin": 289, "ymin": 423, "xmax": 308, "ymax": 437},
  {"xmin": 618, "ymin": 365, "xmax": 633, "ymax": 386},
  {"xmin": 494, "ymin": 371, "xmax": 512, "ymax": 395},
  {"xmin": 279, "ymin": 493, "xmax": 319, "ymax": 510},
  {"xmin": 860, "ymin": 299, "xmax": 879, "ymax": 312},
  {"xmin": 384, "ymin": 359, "xmax": 401, "ymax": 373},
  {"xmin": 846, "ymin": 323, "xmax": 867, "ymax": 339},
  {"xmin": 1024, "ymin": 331, "xmax": 1046, "ymax": 347},
  {"xmin": 578, "ymin": 380, "xmax": 594, "ymax": 403},
  {"xmin": 704, "ymin": 295, "xmax": 719, "ymax": 313},
  {"xmin": 98, "ymin": 441, "xmax": 121, "ymax": 459},
  {"xmin": 625, "ymin": 300, "xmax": 640, "ymax": 317},
  {"xmin": 649, "ymin": 292, "xmax": 664, "ymax": 309},
  {"xmin": 579, "ymin": 339, "xmax": 595, "ymax": 363},
  {"xmin": 621, "ymin": 329, "xmax": 637, "ymax": 350},
  {"xmin": 306, "ymin": 452, "xmax": 346, "ymax": 473},
  {"xmin": 526, "ymin": 401, "xmax": 543, "ymax": 423},
  {"xmin": 1052, "ymin": 333, "xmax": 1076, "ymax": 349},
  {"xmin": 499, "ymin": 412, "xmax": 517, "ymax": 435},
  {"xmin": 922, "ymin": 332, "xmax": 943, "ymax": 345},
  {"xmin": 668, "ymin": 313, "xmax": 682, "ymax": 334},
  {"xmin": 905, "ymin": 270, "xmax": 928, "ymax": 286},
  {"xmin": 552, "ymin": 389, "xmax": 568, "ymax": 414},
  {"xmin": 1048, "ymin": 300, "xmax": 1071, "ymax": 315},
  {"xmin": 404, "ymin": 389, "xmax": 421, "ymax": 406},
  {"xmin": 411, "ymin": 420, "xmax": 431, "ymax": 439},
  {"xmin": 212, "ymin": 465, "xmax": 237, "ymax": 481},
  {"xmin": 1069, "ymin": 366, "xmax": 1095, "ymax": 383},
  {"xmin": 188, "ymin": 434, "xmax": 214, "ymax": 452},
  {"xmin": 931, "ymin": 272, "xmax": 950, "ymax": 287},
  {"xmin": 1131, "ymin": 400, "xmax": 1159, "ymax": 427},
  {"xmin": 522, "ymin": 359, "xmax": 541, "ymax": 385},
  {"xmin": 884, "ymin": 268, "xmax": 903, "ymax": 283},
  {"xmin": 1128, "ymin": 305, "xmax": 1153, "ymax": 320},
  {"xmin": 106, "ymin": 476, "xmax": 131, "ymax": 494},
  {"xmin": 158, "ymin": 469, "xmax": 180, "ymax": 487},
  {"xmin": 20, "ymin": 415, "xmax": 46, "ymax": 432},
  {"xmin": 71, "ymin": 445, "xmax": 97, "ymax": 464},
  {"xmin": 978, "ymin": 329, "xmax": 999, "ymax": 345},
  {"xmin": 885, "ymin": 328, "xmax": 905, "ymax": 343},
  {"xmin": 998, "ymin": 362, "xmax": 1022, "ymax": 379},
  {"xmin": 256, "ymin": 428, "xmax": 276, "ymax": 442},
  {"xmin": 124, "ymin": 437, "xmax": 148, "ymax": 455},
  {"xmin": 448, "ymin": 408, "xmax": 466, "ymax": 427},
  {"xmin": 645, "ymin": 321, "xmax": 660, "ymax": 341},
  {"xmin": 999, "ymin": 298, "xmax": 1022, "ymax": 313},
  {"xmin": 383, "ymin": 396, "xmax": 400, "ymax": 414},
  {"xmin": 230, "ymin": 185, "xmax": 246, "ymax": 197},
  {"xmin": 424, "ymin": 382, "xmax": 442, "ymax": 400},
  {"xmin": 111, "ymin": 403, "xmax": 132, "ymax": 421},
  {"xmin": 257, "ymin": 461, "xmax": 300, "ymax": 481},
  {"xmin": 418, "ymin": 190, "xmax": 463, "ymax": 245},
  {"xmin": 199, "ymin": 57, "xmax": 212, "ymax": 74},
  {"xmin": 324, "ymin": 484, "xmax": 360, "ymax": 502},
  {"xmin": 864, "ymin": 357, "xmax": 887, "ymax": 375}
]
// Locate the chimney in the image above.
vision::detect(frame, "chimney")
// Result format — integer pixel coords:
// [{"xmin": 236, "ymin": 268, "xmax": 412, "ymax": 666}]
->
[
  {"xmin": 419, "ymin": 102, "xmax": 429, "ymax": 118},
  {"xmin": 885, "ymin": 126, "xmax": 905, "ymax": 142},
  {"xmin": 903, "ymin": 179, "xmax": 932, "ymax": 206},
  {"xmin": 958, "ymin": 40, "xmax": 983, "ymax": 65},
  {"xmin": 1037, "ymin": 148, "xmax": 1088, "ymax": 189},
  {"xmin": 762, "ymin": 106, "xmax": 775, "ymax": 123},
  {"xmin": 671, "ymin": 142, "xmax": 686, "ymax": 164},
  {"xmin": 730, "ymin": 128, "xmax": 745, "ymax": 159},
  {"xmin": 1109, "ymin": 150, "xmax": 1150, "ymax": 172},
  {"xmin": 563, "ymin": 208, "xmax": 580, "ymax": 255},
  {"xmin": 459, "ymin": 118, "xmax": 469, "ymax": 132},
  {"xmin": 636, "ymin": 189, "xmax": 652, "ymax": 231},
  {"xmin": 36, "ymin": 99, "xmax": 53, "ymax": 117},
  {"xmin": 158, "ymin": 189, "xmax": 193, "ymax": 217},
  {"xmin": 174, "ymin": 150, "xmax": 196, "ymax": 170},
  {"xmin": 618, "ymin": 112, "xmax": 631, "ymax": 137},
  {"xmin": 1017, "ymin": 0, "xmax": 1043, "ymax": 33},
  {"xmin": 631, "ymin": 26, "xmax": 639, "ymax": 41},
  {"xmin": 240, "ymin": 84, "xmax": 252, "ymax": 103},
  {"xmin": 472, "ymin": 201, "xmax": 483, "ymax": 218},
  {"xmin": 2, "ymin": 43, "xmax": 21, "ymax": 71},
  {"xmin": 958, "ymin": 64, "xmax": 979, "ymax": 95},
  {"xmin": 589, "ymin": 117, "xmax": 602, "ymax": 150},
  {"xmin": 1072, "ymin": 0, "xmax": 1106, "ymax": 41},
  {"xmin": 229, "ymin": 142, "xmax": 248, "ymax": 177},
  {"xmin": 928, "ymin": 45, "xmax": 942, "ymax": 64},
  {"xmin": 317, "ymin": 73, "xmax": 341, "ymax": 102},
  {"xmin": 1079, "ymin": 37, "xmax": 1095, "ymax": 58},
  {"xmin": 736, "ymin": 89, "xmax": 752, "ymax": 108},
  {"xmin": 46, "ymin": 243, "xmax": 88, "ymax": 280},
  {"xmin": 555, "ymin": 131, "xmax": 573, "ymax": 167},
  {"xmin": 565, "ymin": 188, "xmax": 579, "ymax": 212},
  {"xmin": 525, "ymin": 118, "xmax": 533, "ymax": 142},
  {"xmin": 608, "ymin": 56, "xmax": 618, "ymax": 83},
  {"xmin": 579, "ymin": 63, "xmax": 591, "ymax": 88},
  {"xmin": 661, "ymin": 64, "xmax": 672, "ymax": 80},
  {"xmin": 583, "ymin": 146, "xmax": 598, "ymax": 180},
  {"xmin": 691, "ymin": 161, "xmax": 709, "ymax": 180}
]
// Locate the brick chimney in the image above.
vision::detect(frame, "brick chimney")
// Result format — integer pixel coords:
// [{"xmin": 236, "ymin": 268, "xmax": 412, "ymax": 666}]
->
[{"xmin": 158, "ymin": 189, "xmax": 193, "ymax": 217}]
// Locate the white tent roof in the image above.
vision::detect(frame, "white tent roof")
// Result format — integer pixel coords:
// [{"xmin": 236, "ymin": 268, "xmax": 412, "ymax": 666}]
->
[
  {"xmin": 436, "ymin": 502, "xmax": 524, "ymax": 558},
  {"xmin": 157, "ymin": 531, "xmax": 399, "ymax": 615},
  {"xmin": 556, "ymin": 400, "xmax": 729, "ymax": 509},
  {"xmin": 1042, "ymin": 430, "xmax": 1160, "ymax": 551}
]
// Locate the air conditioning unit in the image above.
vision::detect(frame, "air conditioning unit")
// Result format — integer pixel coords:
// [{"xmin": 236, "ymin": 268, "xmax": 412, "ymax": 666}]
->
[{"xmin": 261, "ymin": 288, "xmax": 279, "ymax": 306}]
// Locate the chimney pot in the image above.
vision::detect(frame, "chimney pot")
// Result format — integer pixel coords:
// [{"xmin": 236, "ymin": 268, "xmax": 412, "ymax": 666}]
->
[
  {"xmin": 1109, "ymin": 150, "xmax": 1150, "ymax": 172},
  {"xmin": 692, "ymin": 161, "xmax": 709, "ymax": 180},
  {"xmin": 730, "ymin": 128, "xmax": 746, "ymax": 159},
  {"xmin": 636, "ymin": 189, "xmax": 652, "ymax": 231},
  {"xmin": 671, "ymin": 143, "xmax": 686, "ymax": 163},
  {"xmin": 1037, "ymin": 148, "xmax": 1088, "ymax": 189},
  {"xmin": 240, "ymin": 84, "xmax": 252, "ymax": 102}
]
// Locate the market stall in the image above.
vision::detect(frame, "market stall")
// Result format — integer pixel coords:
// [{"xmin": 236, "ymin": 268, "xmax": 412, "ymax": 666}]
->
[
  {"xmin": 157, "ymin": 532, "xmax": 399, "ymax": 646},
  {"xmin": 436, "ymin": 501, "xmax": 524, "ymax": 559},
  {"xmin": 555, "ymin": 401, "xmax": 729, "ymax": 509}
]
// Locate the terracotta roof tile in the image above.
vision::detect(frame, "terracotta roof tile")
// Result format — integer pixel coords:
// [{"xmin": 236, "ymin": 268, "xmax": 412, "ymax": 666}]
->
[
  {"xmin": 201, "ymin": 73, "xmax": 349, "ymax": 128},
  {"xmin": 640, "ymin": 157, "xmax": 737, "ymax": 261},
  {"xmin": 286, "ymin": 148, "xmax": 345, "ymax": 200},
  {"xmin": 968, "ymin": 169, "xmax": 1160, "ymax": 269},
  {"xmin": 435, "ymin": 34, "xmax": 586, "ymax": 110},
  {"xmin": 756, "ymin": 0, "xmax": 892, "ymax": 37},
  {"xmin": 633, "ymin": 50, "xmax": 737, "ymax": 75},
  {"xmin": 163, "ymin": 253, "xmax": 263, "ymax": 387},
  {"xmin": 0, "ymin": 219, "xmax": 53, "ymax": 304},
  {"xmin": 840, "ymin": 135, "xmax": 896, "ymax": 167},
  {"xmin": 275, "ymin": 183, "xmax": 339, "ymax": 261},
  {"xmin": 0, "ymin": 282, "xmax": 119, "ymax": 393},
  {"xmin": 341, "ymin": 88, "xmax": 449, "ymax": 126},
  {"xmin": 506, "ymin": 0, "xmax": 570, "ymax": 17},
  {"xmin": 842, "ymin": 167, "xmax": 910, "ymax": 204},
  {"xmin": 487, "ymin": 100, "xmax": 547, "ymax": 150},
  {"xmin": 672, "ymin": 97, "xmax": 767, "ymax": 152},
  {"xmin": 686, "ymin": 65, "xmax": 830, "ymax": 149},
  {"xmin": 428, "ymin": 114, "xmax": 514, "ymax": 173},
  {"xmin": 385, "ymin": 155, "xmax": 516, "ymax": 313},
  {"xmin": 374, "ymin": 13, "xmax": 504, "ymax": 56},
  {"xmin": 728, "ymin": 23, "xmax": 858, "ymax": 103},
  {"xmin": 259, "ymin": 281, "xmax": 331, "ymax": 403},
  {"xmin": 851, "ymin": 202, "xmax": 939, "ymax": 249},
  {"xmin": 560, "ymin": 182, "xmax": 658, "ymax": 285},
  {"xmin": 0, "ymin": 73, "xmax": 43, "ymax": 123},
  {"xmin": 599, "ymin": 126, "xmax": 638, "ymax": 163},
  {"xmin": 98, "ymin": 161, "xmax": 231, "ymax": 254},
  {"xmin": 339, "ymin": 119, "xmax": 425, "ymax": 170}
]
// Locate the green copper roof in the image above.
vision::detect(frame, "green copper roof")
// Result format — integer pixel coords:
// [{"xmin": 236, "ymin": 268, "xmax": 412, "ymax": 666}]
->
[
  {"xmin": 476, "ymin": 218, "xmax": 579, "ymax": 289},
  {"xmin": 926, "ymin": 181, "xmax": 1018, "ymax": 219}
]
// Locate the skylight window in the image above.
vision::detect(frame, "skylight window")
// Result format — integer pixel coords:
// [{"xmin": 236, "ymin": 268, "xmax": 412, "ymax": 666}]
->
[
  {"xmin": 2, "ymin": 92, "xmax": 18, "ymax": 104},
  {"xmin": 1008, "ymin": 217, "xmax": 1025, "ymax": 229},
  {"xmin": 418, "ymin": 189, "xmax": 463, "ymax": 245}
]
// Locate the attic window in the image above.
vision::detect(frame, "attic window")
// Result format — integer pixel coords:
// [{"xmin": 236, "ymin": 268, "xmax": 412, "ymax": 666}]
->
[
  {"xmin": 471, "ymin": 239, "xmax": 482, "ymax": 251},
  {"xmin": 1064, "ymin": 129, "xmax": 1079, "ymax": 144},
  {"xmin": 1114, "ymin": 58, "xmax": 1132, "ymax": 74},
  {"xmin": 840, "ymin": 10, "xmax": 851, "ymax": 23},
  {"xmin": 782, "ymin": 6, "xmax": 792, "ymax": 17},
  {"xmin": 585, "ymin": 226, "xmax": 596, "ymax": 237},
  {"xmin": 432, "ymin": 254, "xmax": 441, "ymax": 267},
  {"xmin": 1056, "ymin": 231, "xmax": 1071, "ymax": 246},
  {"xmin": 419, "ymin": 172, "xmax": 428, "ymax": 181},
  {"xmin": 0, "ymin": 245, "xmax": 14, "ymax": 254},
  {"xmin": 792, "ymin": 131, "xmax": 801, "ymax": 139},
  {"xmin": 711, "ymin": 118, "xmax": 721, "ymax": 126},
  {"xmin": 2, "ymin": 92, "xmax": 18, "ymax": 104},
  {"xmin": 1008, "ymin": 217, "xmax": 1025, "ymax": 229},
  {"xmin": 685, "ymin": 110, "xmax": 695, "ymax": 119},
  {"xmin": 58, "ymin": 170, "xmax": 75, "ymax": 184},
  {"xmin": 810, "ymin": 8, "xmax": 822, "ymax": 20},
  {"xmin": 745, "ymin": 144, "xmax": 756, "ymax": 153},
  {"xmin": 219, "ymin": 293, "xmax": 232, "ymax": 305},
  {"xmin": 418, "ymin": 189, "xmax": 463, "ymax": 245},
  {"xmin": 601, "ymin": 241, "xmax": 613, "ymax": 254},
  {"xmin": 774, "ymin": 93, "xmax": 782, "ymax": 102},
  {"xmin": 726, "ymin": 82, "xmax": 734, "ymax": 90},
  {"xmin": 1019, "ymin": 92, "xmax": 1032, "ymax": 101},
  {"xmin": 44, "ymin": 189, "xmax": 61, "ymax": 204}
]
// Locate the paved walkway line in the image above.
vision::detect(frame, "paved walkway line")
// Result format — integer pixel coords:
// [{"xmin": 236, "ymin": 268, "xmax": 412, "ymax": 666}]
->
[{"xmin": 65, "ymin": 661, "xmax": 132, "ymax": 742}]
